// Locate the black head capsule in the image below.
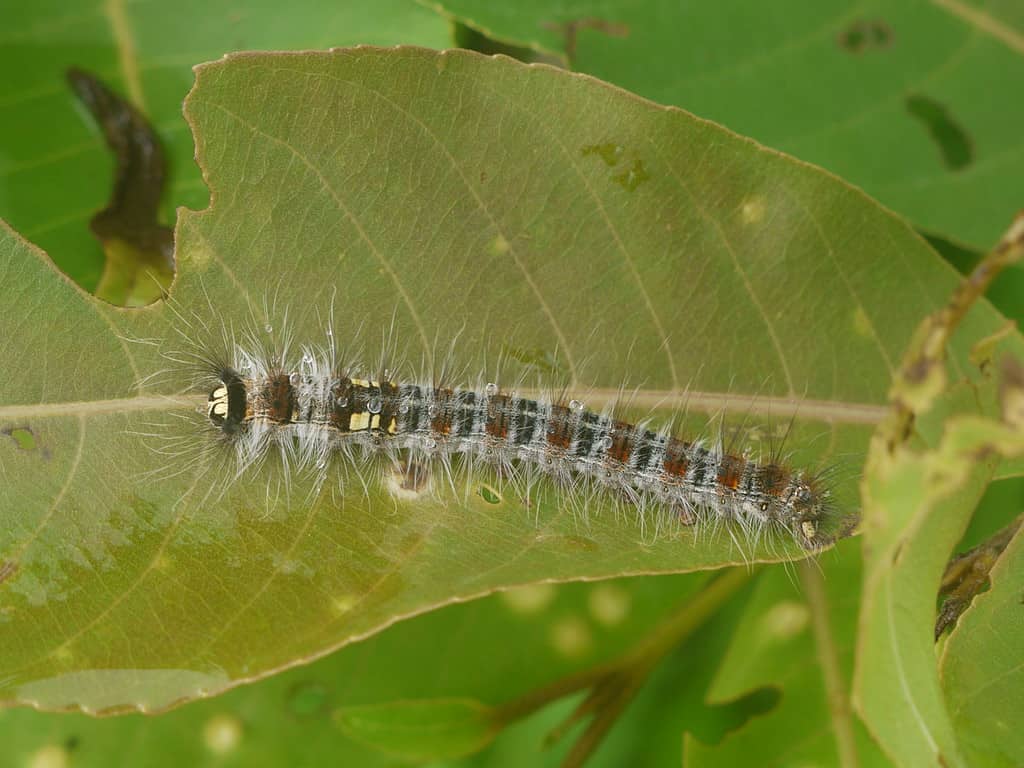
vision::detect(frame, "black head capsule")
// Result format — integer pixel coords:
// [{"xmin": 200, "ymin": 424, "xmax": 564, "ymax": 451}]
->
[{"xmin": 207, "ymin": 369, "xmax": 248, "ymax": 435}]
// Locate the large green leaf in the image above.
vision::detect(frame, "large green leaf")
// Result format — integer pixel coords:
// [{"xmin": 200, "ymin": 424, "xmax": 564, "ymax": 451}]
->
[
  {"xmin": 0, "ymin": 0, "xmax": 448, "ymax": 290},
  {"xmin": 428, "ymin": 0, "xmax": 1024, "ymax": 249},
  {"xmin": 1, "ymin": 48, "xmax": 1020, "ymax": 713}
]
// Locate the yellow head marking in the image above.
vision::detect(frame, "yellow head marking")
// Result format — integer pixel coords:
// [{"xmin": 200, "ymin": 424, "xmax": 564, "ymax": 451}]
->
[
  {"xmin": 801, "ymin": 520, "xmax": 817, "ymax": 541},
  {"xmin": 208, "ymin": 386, "xmax": 229, "ymax": 423}
]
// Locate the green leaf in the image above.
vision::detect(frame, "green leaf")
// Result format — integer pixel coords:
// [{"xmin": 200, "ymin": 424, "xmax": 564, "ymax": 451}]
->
[
  {"xmin": 0, "ymin": 0, "xmax": 449, "ymax": 291},
  {"xmin": 334, "ymin": 698, "xmax": 498, "ymax": 761},
  {"xmin": 592, "ymin": 573, "xmax": 764, "ymax": 767},
  {"xmin": 1, "ymin": 48, "xmax": 1021, "ymax": 713},
  {"xmin": 430, "ymin": 0, "xmax": 1024, "ymax": 248},
  {"xmin": 854, "ymin": 416, "xmax": 1024, "ymax": 767},
  {"xmin": 940, "ymin": 520, "xmax": 1024, "ymax": 767},
  {"xmin": 0, "ymin": 573, "xmax": 705, "ymax": 767},
  {"xmin": 686, "ymin": 539, "xmax": 890, "ymax": 767}
]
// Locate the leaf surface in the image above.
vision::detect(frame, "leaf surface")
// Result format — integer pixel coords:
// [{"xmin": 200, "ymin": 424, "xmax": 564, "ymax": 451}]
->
[
  {"xmin": 940, "ymin": 520, "xmax": 1024, "ymax": 768},
  {"xmin": 1, "ymin": 47, "xmax": 1020, "ymax": 712},
  {"xmin": 430, "ymin": 0, "xmax": 1024, "ymax": 248},
  {"xmin": 0, "ymin": 573, "xmax": 705, "ymax": 766}
]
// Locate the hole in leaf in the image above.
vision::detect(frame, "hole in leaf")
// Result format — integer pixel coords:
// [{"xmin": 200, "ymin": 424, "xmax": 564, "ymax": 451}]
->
[
  {"xmin": 905, "ymin": 94, "xmax": 972, "ymax": 171},
  {"xmin": 2, "ymin": 425, "xmax": 37, "ymax": 451},
  {"xmin": 691, "ymin": 687, "xmax": 782, "ymax": 745},
  {"xmin": 479, "ymin": 484, "xmax": 502, "ymax": 504},
  {"xmin": 837, "ymin": 19, "xmax": 894, "ymax": 53},
  {"xmin": 286, "ymin": 680, "xmax": 331, "ymax": 720},
  {"xmin": 542, "ymin": 17, "xmax": 629, "ymax": 64},
  {"xmin": 453, "ymin": 22, "xmax": 555, "ymax": 65}
]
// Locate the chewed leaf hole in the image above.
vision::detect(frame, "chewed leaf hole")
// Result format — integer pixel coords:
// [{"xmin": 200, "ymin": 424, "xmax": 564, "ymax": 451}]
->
[
  {"xmin": 837, "ymin": 19, "xmax": 893, "ymax": 53},
  {"xmin": 286, "ymin": 680, "xmax": 331, "ymax": 719},
  {"xmin": 3, "ymin": 425, "xmax": 37, "ymax": 451},
  {"xmin": 479, "ymin": 484, "xmax": 503, "ymax": 505},
  {"xmin": 692, "ymin": 686, "xmax": 782, "ymax": 745},
  {"xmin": 905, "ymin": 94, "xmax": 972, "ymax": 171}
]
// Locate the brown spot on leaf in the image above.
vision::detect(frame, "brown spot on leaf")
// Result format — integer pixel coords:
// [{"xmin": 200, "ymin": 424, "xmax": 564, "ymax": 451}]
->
[
  {"xmin": 1001, "ymin": 358, "xmax": 1024, "ymax": 428},
  {"xmin": 397, "ymin": 458, "xmax": 430, "ymax": 493},
  {"xmin": 0, "ymin": 560, "xmax": 18, "ymax": 585}
]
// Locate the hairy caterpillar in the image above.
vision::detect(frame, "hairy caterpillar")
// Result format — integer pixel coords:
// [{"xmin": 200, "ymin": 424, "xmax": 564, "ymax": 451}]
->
[{"xmin": 151, "ymin": 309, "xmax": 843, "ymax": 553}]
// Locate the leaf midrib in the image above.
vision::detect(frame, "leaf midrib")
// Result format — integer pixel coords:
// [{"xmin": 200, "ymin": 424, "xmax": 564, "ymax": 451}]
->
[{"xmin": 0, "ymin": 390, "xmax": 887, "ymax": 424}]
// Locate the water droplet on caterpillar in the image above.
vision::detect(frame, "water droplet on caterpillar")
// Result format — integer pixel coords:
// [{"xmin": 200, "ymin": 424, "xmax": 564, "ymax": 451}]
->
[
  {"xmin": 367, "ymin": 395, "xmax": 382, "ymax": 414},
  {"xmin": 485, "ymin": 382, "xmax": 499, "ymax": 396},
  {"xmin": 569, "ymin": 399, "xmax": 584, "ymax": 412},
  {"xmin": 398, "ymin": 399, "xmax": 410, "ymax": 414},
  {"xmin": 336, "ymin": 395, "xmax": 348, "ymax": 408},
  {"xmin": 599, "ymin": 435, "xmax": 613, "ymax": 450}
]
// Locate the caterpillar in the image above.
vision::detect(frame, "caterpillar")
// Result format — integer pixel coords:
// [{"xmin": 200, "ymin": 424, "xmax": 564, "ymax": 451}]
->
[{"xmin": 160, "ymin": 317, "xmax": 841, "ymax": 553}]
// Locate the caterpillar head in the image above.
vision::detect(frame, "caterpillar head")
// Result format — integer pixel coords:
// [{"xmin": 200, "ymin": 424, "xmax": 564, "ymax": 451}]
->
[
  {"xmin": 786, "ymin": 479, "xmax": 832, "ymax": 549},
  {"xmin": 207, "ymin": 368, "xmax": 247, "ymax": 435}
]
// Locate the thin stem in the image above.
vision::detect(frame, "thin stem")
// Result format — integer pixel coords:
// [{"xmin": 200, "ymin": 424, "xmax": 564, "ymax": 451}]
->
[
  {"xmin": 492, "ymin": 566, "xmax": 757, "ymax": 765},
  {"xmin": 801, "ymin": 560, "xmax": 859, "ymax": 768}
]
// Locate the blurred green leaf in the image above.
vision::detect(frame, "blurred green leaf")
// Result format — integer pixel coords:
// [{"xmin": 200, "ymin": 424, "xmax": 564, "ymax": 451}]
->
[
  {"xmin": 940, "ymin": 520, "xmax": 1024, "ymax": 767},
  {"xmin": 0, "ymin": 0, "xmax": 449, "ymax": 290},
  {"xmin": 0, "ymin": 573, "xmax": 705, "ymax": 767},
  {"xmin": 855, "ymin": 416, "xmax": 1024, "ymax": 767},
  {"xmin": 65, "ymin": 66, "xmax": 175, "ymax": 307},
  {"xmin": 335, "ymin": 698, "xmax": 499, "ymax": 761},
  {"xmin": 429, "ymin": 0, "xmax": 1024, "ymax": 249},
  {"xmin": 686, "ymin": 539, "xmax": 891, "ymax": 767},
  {"xmin": 2, "ymin": 47, "xmax": 1021, "ymax": 714}
]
